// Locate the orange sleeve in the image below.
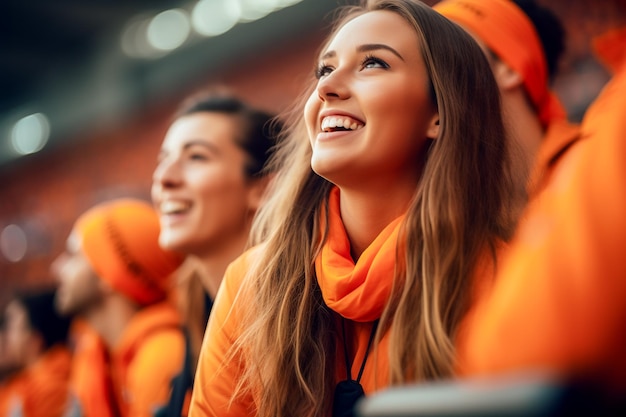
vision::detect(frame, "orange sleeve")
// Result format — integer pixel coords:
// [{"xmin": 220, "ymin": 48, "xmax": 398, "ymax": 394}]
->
[
  {"xmin": 125, "ymin": 329, "xmax": 185, "ymax": 417},
  {"xmin": 0, "ymin": 375, "xmax": 25, "ymax": 417},
  {"xmin": 24, "ymin": 348, "xmax": 72, "ymax": 417},
  {"xmin": 0, "ymin": 348, "xmax": 73, "ymax": 417},
  {"xmin": 188, "ymin": 250, "xmax": 257, "ymax": 417},
  {"xmin": 458, "ymin": 64, "xmax": 626, "ymax": 391},
  {"xmin": 0, "ymin": 386, "xmax": 8, "ymax": 416}
]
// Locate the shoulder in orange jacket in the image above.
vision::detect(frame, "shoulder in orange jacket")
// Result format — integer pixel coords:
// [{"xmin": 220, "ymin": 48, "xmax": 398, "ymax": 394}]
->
[
  {"xmin": 0, "ymin": 369, "xmax": 27, "ymax": 417},
  {"xmin": 457, "ymin": 27, "xmax": 626, "ymax": 393},
  {"xmin": 527, "ymin": 119, "xmax": 580, "ymax": 197},
  {"xmin": 0, "ymin": 345, "xmax": 72, "ymax": 417},
  {"xmin": 70, "ymin": 323, "xmax": 118, "ymax": 417},
  {"xmin": 111, "ymin": 301, "xmax": 185, "ymax": 417}
]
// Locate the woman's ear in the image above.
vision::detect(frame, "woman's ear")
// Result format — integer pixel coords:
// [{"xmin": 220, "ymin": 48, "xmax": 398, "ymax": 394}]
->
[{"xmin": 426, "ymin": 113, "xmax": 440, "ymax": 140}]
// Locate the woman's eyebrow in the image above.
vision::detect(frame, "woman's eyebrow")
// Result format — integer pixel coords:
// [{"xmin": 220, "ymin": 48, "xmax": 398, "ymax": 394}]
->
[
  {"xmin": 183, "ymin": 139, "xmax": 218, "ymax": 151},
  {"xmin": 357, "ymin": 43, "xmax": 404, "ymax": 61},
  {"xmin": 320, "ymin": 44, "xmax": 405, "ymax": 62}
]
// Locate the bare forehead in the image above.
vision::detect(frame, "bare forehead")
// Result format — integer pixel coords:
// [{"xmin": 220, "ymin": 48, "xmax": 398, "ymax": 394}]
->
[
  {"xmin": 324, "ymin": 10, "xmax": 417, "ymax": 50},
  {"xmin": 163, "ymin": 112, "xmax": 238, "ymax": 147}
]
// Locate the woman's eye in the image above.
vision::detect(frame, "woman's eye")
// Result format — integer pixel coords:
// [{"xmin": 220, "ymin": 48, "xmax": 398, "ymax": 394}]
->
[
  {"xmin": 315, "ymin": 64, "xmax": 333, "ymax": 79},
  {"xmin": 363, "ymin": 56, "xmax": 389, "ymax": 69},
  {"xmin": 189, "ymin": 153, "xmax": 208, "ymax": 161}
]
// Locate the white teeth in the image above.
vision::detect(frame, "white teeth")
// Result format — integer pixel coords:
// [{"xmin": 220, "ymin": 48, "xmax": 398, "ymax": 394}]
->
[
  {"xmin": 160, "ymin": 201, "xmax": 190, "ymax": 214},
  {"xmin": 321, "ymin": 116, "xmax": 363, "ymax": 132}
]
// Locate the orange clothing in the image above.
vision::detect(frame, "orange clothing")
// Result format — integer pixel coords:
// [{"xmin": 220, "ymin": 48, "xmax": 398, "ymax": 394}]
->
[
  {"xmin": 458, "ymin": 27, "xmax": 626, "ymax": 393},
  {"xmin": 111, "ymin": 302, "xmax": 185, "ymax": 417},
  {"xmin": 0, "ymin": 346, "xmax": 72, "ymax": 417},
  {"xmin": 70, "ymin": 324, "xmax": 118, "ymax": 417},
  {"xmin": 189, "ymin": 188, "xmax": 500, "ymax": 416},
  {"xmin": 70, "ymin": 303, "xmax": 185, "ymax": 417},
  {"xmin": 527, "ymin": 119, "xmax": 580, "ymax": 196},
  {"xmin": 188, "ymin": 246, "xmax": 396, "ymax": 417}
]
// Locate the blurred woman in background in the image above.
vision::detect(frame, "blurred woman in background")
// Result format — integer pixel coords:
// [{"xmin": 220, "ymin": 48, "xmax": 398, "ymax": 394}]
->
[{"xmin": 151, "ymin": 91, "xmax": 279, "ymax": 416}]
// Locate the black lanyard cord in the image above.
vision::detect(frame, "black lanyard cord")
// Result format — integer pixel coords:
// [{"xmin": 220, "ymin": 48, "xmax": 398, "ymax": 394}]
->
[{"xmin": 341, "ymin": 318, "xmax": 380, "ymax": 383}]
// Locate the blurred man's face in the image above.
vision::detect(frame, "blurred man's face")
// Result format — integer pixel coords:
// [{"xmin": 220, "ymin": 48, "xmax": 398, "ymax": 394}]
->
[{"xmin": 51, "ymin": 230, "xmax": 103, "ymax": 316}]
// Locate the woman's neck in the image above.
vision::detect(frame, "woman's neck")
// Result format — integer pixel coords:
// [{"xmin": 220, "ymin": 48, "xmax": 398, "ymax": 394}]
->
[
  {"xmin": 339, "ymin": 186, "xmax": 413, "ymax": 260},
  {"xmin": 194, "ymin": 231, "xmax": 250, "ymax": 299}
]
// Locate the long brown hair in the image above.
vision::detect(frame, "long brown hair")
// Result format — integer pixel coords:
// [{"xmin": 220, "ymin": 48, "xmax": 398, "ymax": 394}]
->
[{"xmin": 237, "ymin": 1, "xmax": 518, "ymax": 415}]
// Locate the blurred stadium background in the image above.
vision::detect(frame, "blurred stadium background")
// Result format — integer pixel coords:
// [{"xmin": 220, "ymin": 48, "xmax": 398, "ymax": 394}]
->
[{"xmin": 0, "ymin": 0, "xmax": 611, "ymax": 306}]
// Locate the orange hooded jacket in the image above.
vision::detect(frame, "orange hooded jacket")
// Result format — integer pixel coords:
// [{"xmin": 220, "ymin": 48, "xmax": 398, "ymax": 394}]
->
[
  {"xmin": 0, "ymin": 345, "xmax": 72, "ymax": 417},
  {"xmin": 457, "ymin": 27, "xmax": 626, "ymax": 393},
  {"xmin": 71, "ymin": 302, "xmax": 185, "ymax": 417},
  {"xmin": 70, "ymin": 323, "xmax": 118, "ymax": 417}
]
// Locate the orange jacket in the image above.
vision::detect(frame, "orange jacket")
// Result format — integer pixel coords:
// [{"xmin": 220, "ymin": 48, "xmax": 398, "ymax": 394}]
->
[
  {"xmin": 458, "ymin": 27, "xmax": 626, "ymax": 393},
  {"xmin": 111, "ymin": 302, "xmax": 185, "ymax": 417},
  {"xmin": 189, "ymin": 240, "xmax": 499, "ymax": 416},
  {"xmin": 0, "ymin": 346, "xmax": 72, "ymax": 417},
  {"xmin": 527, "ymin": 119, "xmax": 580, "ymax": 197},
  {"xmin": 70, "ymin": 324, "xmax": 118, "ymax": 417},
  {"xmin": 70, "ymin": 302, "xmax": 185, "ymax": 417}
]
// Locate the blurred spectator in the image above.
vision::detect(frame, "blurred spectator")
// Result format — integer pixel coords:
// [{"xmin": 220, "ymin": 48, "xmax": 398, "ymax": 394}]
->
[
  {"xmin": 52, "ymin": 198, "xmax": 185, "ymax": 417},
  {"xmin": 435, "ymin": 0, "xmax": 580, "ymax": 214},
  {"xmin": 456, "ymin": 0, "xmax": 626, "ymax": 405},
  {"xmin": 0, "ymin": 288, "xmax": 73, "ymax": 417},
  {"xmin": 151, "ymin": 91, "xmax": 279, "ymax": 416}
]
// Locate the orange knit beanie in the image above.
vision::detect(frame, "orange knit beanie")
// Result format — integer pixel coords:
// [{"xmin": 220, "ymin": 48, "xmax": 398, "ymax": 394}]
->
[{"xmin": 74, "ymin": 199, "xmax": 184, "ymax": 305}]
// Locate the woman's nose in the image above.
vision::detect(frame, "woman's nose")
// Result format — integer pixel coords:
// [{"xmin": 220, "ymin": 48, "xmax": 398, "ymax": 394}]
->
[
  {"xmin": 316, "ymin": 69, "xmax": 350, "ymax": 101},
  {"xmin": 153, "ymin": 156, "xmax": 182, "ymax": 188}
]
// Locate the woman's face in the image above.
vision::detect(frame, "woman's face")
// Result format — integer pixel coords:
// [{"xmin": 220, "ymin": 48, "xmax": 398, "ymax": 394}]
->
[
  {"xmin": 151, "ymin": 112, "xmax": 256, "ymax": 256},
  {"xmin": 304, "ymin": 10, "xmax": 438, "ymax": 190}
]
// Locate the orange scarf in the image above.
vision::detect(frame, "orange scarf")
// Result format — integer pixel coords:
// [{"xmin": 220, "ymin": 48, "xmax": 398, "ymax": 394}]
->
[{"xmin": 315, "ymin": 187, "xmax": 405, "ymax": 322}]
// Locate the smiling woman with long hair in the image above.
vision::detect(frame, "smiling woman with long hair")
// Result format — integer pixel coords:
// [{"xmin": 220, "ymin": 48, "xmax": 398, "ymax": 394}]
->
[{"xmin": 188, "ymin": 1, "xmax": 518, "ymax": 416}]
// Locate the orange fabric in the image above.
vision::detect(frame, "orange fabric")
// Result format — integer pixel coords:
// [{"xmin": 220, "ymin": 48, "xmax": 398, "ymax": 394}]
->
[
  {"xmin": 457, "ymin": 27, "xmax": 626, "ymax": 393},
  {"xmin": 592, "ymin": 27, "xmax": 626, "ymax": 75},
  {"xmin": 316, "ymin": 186, "xmax": 405, "ymax": 322},
  {"xmin": 435, "ymin": 0, "xmax": 566, "ymax": 126},
  {"xmin": 70, "ymin": 303, "xmax": 185, "ymax": 417},
  {"xmin": 0, "ymin": 346, "xmax": 72, "ymax": 417},
  {"xmin": 70, "ymin": 325, "xmax": 118, "ymax": 417},
  {"xmin": 76, "ymin": 199, "xmax": 184, "ymax": 306},
  {"xmin": 189, "ymin": 212, "xmax": 500, "ymax": 416},
  {"xmin": 111, "ymin": 301, "xmax": 185, "ymax": 417},
  {"xmin": 0, "ymin": 368, "xmax": 28, "ymax": 417},
  {"xmin": 527, "ymin": 119, "xmax": 580, "ymax": 196}
]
